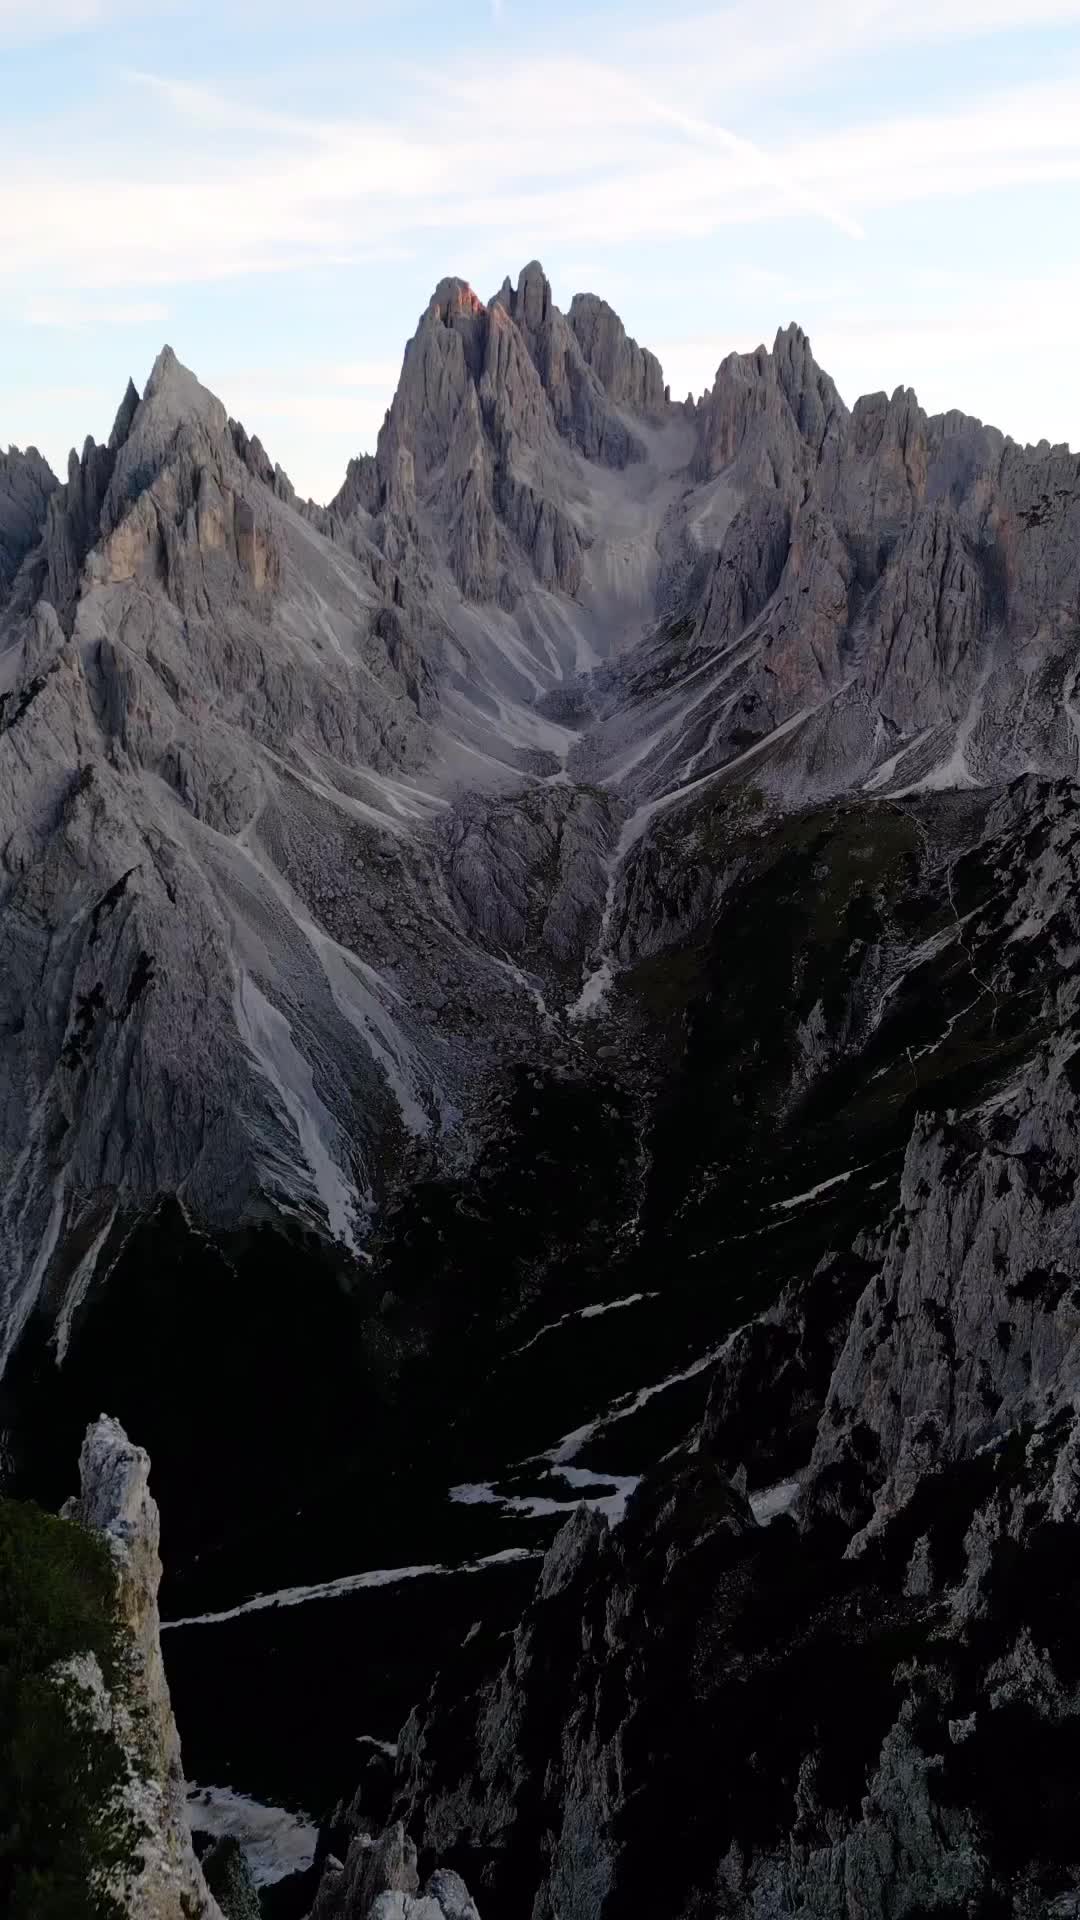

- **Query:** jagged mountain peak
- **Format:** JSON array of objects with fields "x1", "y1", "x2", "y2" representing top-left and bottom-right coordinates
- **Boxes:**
[
  {"x1": 108, "y1": 376, "x2": 141, "y2": 453},
  {"x1": 395, "y1": 258, "x2": 667, "y2": 457},
  {"x1": 568, "y1": 287, "x2": 668, "y2": 415},
  {"x1": 3, "y1": 440, "x2": 52, "y2": 467},
  {"x1": 364, "y1": 258, "x2": 682, "y2": 605},
  {"x1": 7, "y1": 347, "x2": 257, "y2": 634},
  {"x1": 123, "y1": 343, "x2": 229, "y2": 455},
  {"x1": 0, "y1": 442, "x2": 59, "y2": 604},
  {"x1": 426, "y1": 274, "x2": 488, "y2": 322},
  {"x1": 691, "y1": 314, "x2": 846, "y2": 485}
]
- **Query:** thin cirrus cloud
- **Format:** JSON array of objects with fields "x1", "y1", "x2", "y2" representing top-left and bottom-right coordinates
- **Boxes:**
[
  {"x1": 5, "y1": 60, "x2": 1080, "y2": 293},
  {"x1": 24, "y1": 298, "x2": 169, "y2": 329},
  {"x1": 0, "y1": 0, "x2": 104, "y2": 37},
  {"x1": 626, "y1": 0, "x2": 1080, "y2": 100}
]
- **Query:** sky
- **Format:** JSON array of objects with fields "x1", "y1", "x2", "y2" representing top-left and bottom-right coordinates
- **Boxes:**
[{"x1": 2, "y1": 0, "x2": 1079, "y2": 504}]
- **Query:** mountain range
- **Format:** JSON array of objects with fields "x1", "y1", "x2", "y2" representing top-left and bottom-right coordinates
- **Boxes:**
[{"x1": 4, "y1": 263, "x2": 1080, "y2": 1919}]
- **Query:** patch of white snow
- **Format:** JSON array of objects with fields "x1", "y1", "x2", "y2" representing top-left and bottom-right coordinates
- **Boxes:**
[
  {"x1": 163, "y1": 1546, "x2": 541, "y2": 1630},
  {"x1": 184, "y1": 1785, "x2": 318, "y2": 1886},
  {"x1": 749, "y1": 1479, "x2": 801, "y2": 1525}
]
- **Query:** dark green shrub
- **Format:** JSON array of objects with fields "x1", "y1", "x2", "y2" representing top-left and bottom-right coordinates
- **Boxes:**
[{"x1": 0, "y1": 1496, "x2": 144, "y2": 1918}]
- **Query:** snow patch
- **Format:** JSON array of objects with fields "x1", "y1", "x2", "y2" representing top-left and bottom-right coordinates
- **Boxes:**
[
  {"x1": 163, "y1": 1546, "x2": 540, "y2": 1629},
  {"x1": 510, "y1": 1291, "x2": 657, "y2": 1358},
  {"x1": 185, "y1": 1784, "x2": 318, "y2": 1886},
  {"x1": 538, "y1": 1333, "x2": 741, "y2": 1469},
  {"x1": 750, "y1": 1479, "x2": 801, "y2": 1525},
  {"x1": 556, "y1": 1463, "x2": 641, "y2": 1525},
  {"x1": 494, "y1": 952, "x2": 551, "y2": 1024},
  {"x1": 232, "y1": 833, "x2": 433, "y2": 1139},
  {"x1": 53, "y1": 1204, "x2": 118, "y2": 1364},
  {"x1": 0, "y1": 1182, "x2": 66, "y2": 1378},
  {"x1": 450, "y1": 1465, "x2": 641, "y2": 1528},
  {"x1": 861, "y1": 729, "x2": 934, "y2": 793},
  {"x1": 580, "y1": 1291, "x2": 651, "y2": 1320},
  {"x1": 770, "y1": 1165, "x2": 864, "y2": 1212}
]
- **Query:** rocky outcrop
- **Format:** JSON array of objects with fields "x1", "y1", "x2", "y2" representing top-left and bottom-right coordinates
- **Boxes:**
[
  {"x1": 64, "y1": 1415, "x2": 222, "y2": 1920},
  {"x1": 393, "y1": 1459, "x2": 764, "y2": 1919},
  {"x1": 691, "y1": 322, "x2": 846, "y2": 487},
  {"x1": 0, "y1": 444, "x2": 56, "y2": 604},
  {"x1": 440, "y1": 783, "x2": 615, "y2": 973},
  {"x1": 330, "y1": 452, "x2": 381, "y2": 522},
  {"x1": 38, "y1": 435, "x2": 123, "y2": 631},
  {"x1": 308, "y1": 1819, "x2": 480, "y2": 1920},
  {"x1": 691, "y1": 487, "x2": 792, "y2": 656},
  {"x1": 616, "y1": 350, "x2": 1080, "y2": 805},
  {"x1": 567, "y1": 291, "x2": 667, "y2": 418},
  {"x1": 805, "y1": 783, "x2": 1080, "y2": 1540},
  {"x1": 491, "y1": 261, "x2": 649, "y2": 470},
  {"x1": 201, "y1": 1837, "x2": 261, "y2": 1920},
  {"x1": 366, "y1": 265, "x2": 634, "y2": 602}
]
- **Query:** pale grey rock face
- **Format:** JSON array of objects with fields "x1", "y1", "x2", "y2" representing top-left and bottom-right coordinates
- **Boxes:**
[
  {"x1": 567, "y1": 291, "x2": 667, "y2": 418},
  {"x1": 65, "y1": 1416, "x2": 223, "y2": 1920},
  {"x1": 0, "y1": 349, "x2": 461, "y2": 1360},
  {"x1": 587, "y1": 337, "x2": 1080, "y2": 810},
  {"x1": 364, "y1": 263, "x2": 669, "y2": 610},
  {"x1": 492, "y1": 262, "x2": 649, "y2": 471},
  {"x1": 330, "y1": 450, "x2": 381, "y2": 522},
  {"x1": 307, "y1": 1819, "x2": 480, "y2": 1920},
  {"x1": 691, "y1": 323, "x2": 846, "y2": 487},
  {"x1": 439, "y1": 783, "x2": 614, "y2": 972},
  {"x1": 691, "y1": 487, "x2": 792, "y2": 657},
  {"x1": 0, "y1": 444, "x2": 57, "y2": 603}
]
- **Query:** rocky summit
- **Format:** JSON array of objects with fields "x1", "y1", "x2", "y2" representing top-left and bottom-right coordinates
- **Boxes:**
[{"x1": 3, "y1": 263, "x2": 1080, "y2": 1919}]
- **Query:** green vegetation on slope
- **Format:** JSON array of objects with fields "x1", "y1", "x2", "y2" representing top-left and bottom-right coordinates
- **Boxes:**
[{"x1": 0, "y1": 1495, "x2": 143, "y2": 1919}]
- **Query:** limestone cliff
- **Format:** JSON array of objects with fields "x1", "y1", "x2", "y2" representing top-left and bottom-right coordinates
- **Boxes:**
[{"x1": 64, "y1": 1416, "x2": 223, "y2": 1920}]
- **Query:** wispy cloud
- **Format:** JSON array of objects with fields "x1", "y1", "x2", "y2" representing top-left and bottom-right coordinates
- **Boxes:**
[
  {"x1": 0, "y1": 0, "x2": 105, "y2": 41},
  {"x1": 626, "y1": 0, "x2": 1080, "y2": 104},
  {"x1": 0, "y1": 0, "x2": 179, "y2": 45},
  {"x1": 631, "y1": 89, "x2": 864, "y2": 240},
  {"x1": 7, "y1": 52, "x2": 1079, "y2": 294},
  {"x1": 24, "y1": 297, "x2": 169, "y2": 329}
]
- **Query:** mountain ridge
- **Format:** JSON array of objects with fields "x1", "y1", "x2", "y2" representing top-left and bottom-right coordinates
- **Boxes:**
[
  {"x1": 6, "y1": 263, "x2": 1080, "y2": 1917},
  {"x1": 2, "y1": 261, "x2": 1080, "y2": 1363}
]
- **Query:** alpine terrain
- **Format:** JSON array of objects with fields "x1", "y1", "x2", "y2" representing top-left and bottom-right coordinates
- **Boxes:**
[{"x1": 3, "y1": 262, "x2": 1080, "y2": 1918}]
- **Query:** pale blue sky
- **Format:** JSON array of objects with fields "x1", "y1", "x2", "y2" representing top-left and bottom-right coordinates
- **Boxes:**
[{"x1": 3, "y1": 0, "x2": 1079, "y2": 502}]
